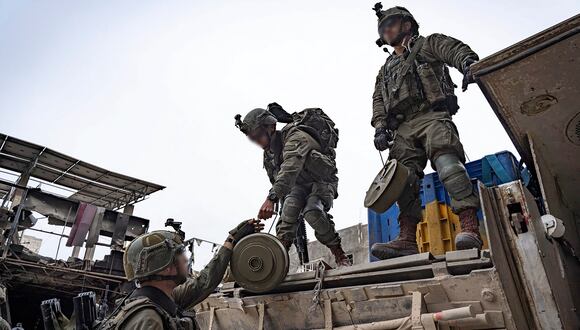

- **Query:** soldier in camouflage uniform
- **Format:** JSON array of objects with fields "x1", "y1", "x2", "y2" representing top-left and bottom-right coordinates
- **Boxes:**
[
  {"x1": 0, "y1": 285, "x2": 10, "y2": 330},
  {"x1": 369, "y1": 4, "x2": 483, "y2": 259},
  {"x1": 99, "y1": 219, "x2": 263, "y2": 330},
  {"x1": 235, "y1": 104, "x2": 350, "y2": 267}
]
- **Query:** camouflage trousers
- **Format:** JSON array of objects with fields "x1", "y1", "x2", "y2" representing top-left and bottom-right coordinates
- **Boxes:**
[
  {"x1": 388, "y1": 110, "x2": 480, "y2": 221},
  {"x1": 276, "y1": 183, "x2": 341, "y2": 247}
]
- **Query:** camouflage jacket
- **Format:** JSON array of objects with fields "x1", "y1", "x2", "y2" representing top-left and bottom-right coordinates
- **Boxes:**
[
  {"x1": 102, "y1": 247, "x2": 232, "y2": 330},
  {"x1": 264, "y1": 124, "x2": 338, "y2": 200},
  {"x1": 372, "y1": 34, "x2": 479, "y2": 128}
]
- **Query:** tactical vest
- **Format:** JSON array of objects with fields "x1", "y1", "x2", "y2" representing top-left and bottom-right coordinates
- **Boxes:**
[
  {"x1": 380, "y1": 36, "x2": 458, "y2": 129},
  {"x1": 263, "y1": 127, "x2": 337, "y2": 185},
  {"x1": 98, "y1": 288, "x2": 197, "y2": 330}
]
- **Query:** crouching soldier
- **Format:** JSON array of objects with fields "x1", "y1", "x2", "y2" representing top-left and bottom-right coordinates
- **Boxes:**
[
  {"x1": 369, "y1": 3, "x2": 482, "y2": 259},
  {"x1": 235, "y1": 103, "x2": 351, "y2": 267},
  {"x1": 98, "y1": 219, "x2": 263, "y2": 329}
]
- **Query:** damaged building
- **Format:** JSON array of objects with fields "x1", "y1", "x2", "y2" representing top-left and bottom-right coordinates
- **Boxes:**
[{"x1": 0, "y1": 133, "x2": 164, "y2": 328}]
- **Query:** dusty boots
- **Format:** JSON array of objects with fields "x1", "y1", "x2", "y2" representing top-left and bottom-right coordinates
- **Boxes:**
[
  {"x1": 455, "y1": 208, "x2": 483, "y2": 250},
  {"x1": 371, "y1": 216, "x2": 419, "y2": 259},
  {"x1": 329, "y1": 244, "x2": 351, "y2": 267}
]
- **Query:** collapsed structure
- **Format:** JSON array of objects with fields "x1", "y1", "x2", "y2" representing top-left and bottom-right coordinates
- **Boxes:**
[{"x1": 0, "y1": 133, "x2": 164, "y2": 328}]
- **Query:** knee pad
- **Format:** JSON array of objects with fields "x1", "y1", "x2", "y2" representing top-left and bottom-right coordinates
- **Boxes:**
[
  {"x1": 434, "y1": 153, "x2": 473, "y2": 200},
  {"x1": 303, "y1": 196, "x2": 324, "y2": 213},
  {"x1": 304, "y1": 209, "x2": 330, "y2": 233},
  {"x1": 281, "y1": 196, "x2": 303, "y2": 220}
]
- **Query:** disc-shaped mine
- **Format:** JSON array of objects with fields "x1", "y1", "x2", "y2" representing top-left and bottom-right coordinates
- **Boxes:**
[{"x1": 230, "y1": 233, "x2": 289, "y2": 293}]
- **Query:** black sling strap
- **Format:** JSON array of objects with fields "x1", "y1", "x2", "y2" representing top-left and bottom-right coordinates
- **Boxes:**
[
  {"x1": 380, "y1": 36, "x2": 426, "y2": 116},
  {"x1": 391, "y1": 36, "x2": 425, "y2": 95},
  {"x1": 130, "y1": 286, "x2": 181, "y2": 317}
]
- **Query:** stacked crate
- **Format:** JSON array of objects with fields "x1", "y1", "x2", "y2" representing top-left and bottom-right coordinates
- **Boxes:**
[{"x1": 368, "y1": 151, "x2": 524, "y2": 261}]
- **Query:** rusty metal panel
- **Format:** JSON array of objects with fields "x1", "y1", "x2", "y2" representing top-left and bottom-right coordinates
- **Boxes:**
[
  {"x1": 528, "y1": 136, "x2": 580, "y2": 329},
  {"x1": 471, "y1": 15, "x2": 580, "y2": 217},
  {"x1": 196, "y1": 268, "x2": 514, "y2": 329},
  {"x1": 495, "y1": 181, "x2": 564, "y2": 329},
  {"x1": 478, "y1": 182, "x2": 534, "y2": 329}
]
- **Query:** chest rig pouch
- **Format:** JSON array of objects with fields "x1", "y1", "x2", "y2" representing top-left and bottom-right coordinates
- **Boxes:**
[
  {"x1": 416, "y1": 60, "x2": 459, "y2": 115},
  {"x1": 304, "y1": 149, "x2": 337, "y2": 182},
  {"x1": 381, "y1": 38, "x2": 426, "y2": 118}
]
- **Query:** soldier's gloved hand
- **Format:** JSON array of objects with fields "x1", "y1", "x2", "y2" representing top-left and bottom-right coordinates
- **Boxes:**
[
  {"x1": 374, "y1": 127, "x2": 393, "y2": 151},
  {"x1": 229, "y1": 219, "x2": 264, "y2": 243},
  {"x1": 461, "y1": 58, "x2": 478, "y2": 92}
]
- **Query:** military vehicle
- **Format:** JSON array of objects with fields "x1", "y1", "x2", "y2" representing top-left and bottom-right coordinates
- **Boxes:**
[
  {"x1": 0, "y1": 12, "x2": 577, "y2": 330},
  {"x1": 193, "y1": 14, "x2": 580, "y2": 330}
]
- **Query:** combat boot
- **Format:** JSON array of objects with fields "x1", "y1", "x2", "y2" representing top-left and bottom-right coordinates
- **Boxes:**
[
  {"x1": 455, "y1": 208, "x2": 483, "y2": 250},
  {"x1": 329, "y1": 244, "x2": 351, "y2": 267},
  {"x1": 371, "y1": 216, "x2": 419, "y2": 259}
]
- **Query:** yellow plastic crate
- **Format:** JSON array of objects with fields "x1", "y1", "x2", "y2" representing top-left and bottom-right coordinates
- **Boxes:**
[{"x1": 416, "y1": 201, "x2": 488, "y2": 255}]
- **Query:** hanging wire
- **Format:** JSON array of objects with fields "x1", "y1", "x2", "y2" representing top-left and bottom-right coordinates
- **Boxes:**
[
  {"x1": 267, "y1": 212, "x2": 279, "y2": 234},
  {"x1": 378, "y1": 151, "x2": 386, "y2": 166},
  {"x1": 464, "y1": 150, "x2": 471, "y2": 162}
]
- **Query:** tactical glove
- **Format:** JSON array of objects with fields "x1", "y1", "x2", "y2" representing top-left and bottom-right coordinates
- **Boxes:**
[
  {"x1": 229, "y1": 219, "x2": 262, "y2": 243},
  {"x1": 461, "y1": 58, "x2": 478, "y2": 92},
  {"x1": 374, "y1": 127, "x2": 393, "y2": 151}
]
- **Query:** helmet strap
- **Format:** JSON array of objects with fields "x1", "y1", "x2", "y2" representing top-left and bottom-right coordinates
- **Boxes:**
[
  {"x1": 139, "y1": 255, "x2": 187, "y2": 285},
  {"x1": 139, "y1": 274, "x2": 186, "y2": 285}
]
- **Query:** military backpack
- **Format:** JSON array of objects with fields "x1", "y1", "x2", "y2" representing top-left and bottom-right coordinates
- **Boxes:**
[{"x1": 292, "y1": 108, "x2": 339, "y2": 155}]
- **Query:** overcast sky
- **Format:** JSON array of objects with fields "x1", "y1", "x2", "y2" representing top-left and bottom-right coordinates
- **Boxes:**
[{"x1": 1, "y1": 0, "x2": 578, "y2": 269}]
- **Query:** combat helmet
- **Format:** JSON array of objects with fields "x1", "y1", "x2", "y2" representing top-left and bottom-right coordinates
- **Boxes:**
[
  {"x1": 234, "y1": 108, "x2": 277, "y2": 135},
  {"x1": 372, "y1": 2, "x2": 417, "y2": 47},
  {"x1": 123, "y1": 230, "x2": 185, "y2": 282}
]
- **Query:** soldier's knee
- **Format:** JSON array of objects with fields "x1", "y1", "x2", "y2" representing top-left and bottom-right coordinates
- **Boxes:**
[
  {"x1": 434, "y1": 153, "x2": 473, "y2": 200},
  {"x1": 281, "y1": 197, "x2": 303, "y2": 220},
  {"x1": 304, "y1": 210, "x2": 331, "y2": 233}
]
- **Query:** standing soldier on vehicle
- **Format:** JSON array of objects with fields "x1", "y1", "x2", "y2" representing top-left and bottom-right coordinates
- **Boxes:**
[
  {"x1": 98, "y1": 219, "x2": 263, "y2": 330},
  {"x1": 235, "y1": 103, "x2": 351, "y2": 267},
  {"x1": 369, "y1": 3, "x2": 482, "y2": 259}
]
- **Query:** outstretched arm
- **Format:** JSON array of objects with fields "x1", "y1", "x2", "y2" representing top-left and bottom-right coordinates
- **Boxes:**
[
  {"x1": 423, "y1": 33, "x2": 479, "y2": 74},
  {"x1": 173, "y1": 219, "x2": 263, "y2": 309},
  {"x1": 172, "y1": 246, "x2": 232, "y2": 308}
]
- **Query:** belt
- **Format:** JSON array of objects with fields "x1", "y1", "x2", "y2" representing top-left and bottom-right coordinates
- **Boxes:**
[{"x1": 393, "y1": 101, "x2": 430, "y2": 124}]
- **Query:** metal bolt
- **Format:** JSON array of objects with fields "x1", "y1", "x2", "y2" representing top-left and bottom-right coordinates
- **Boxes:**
[{"x1": 248, "y1": 256, "x2": 264, "y2": 272}]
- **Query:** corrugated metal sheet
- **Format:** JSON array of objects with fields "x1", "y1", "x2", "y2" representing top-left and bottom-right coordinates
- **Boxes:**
[{"x1": 0, "y1": 133, "x2": 165, "y2": 209}]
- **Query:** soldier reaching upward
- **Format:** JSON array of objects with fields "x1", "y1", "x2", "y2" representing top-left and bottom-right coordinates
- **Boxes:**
[
  {"x1": 235, "y1": 103, "x2": 351, "y2": 267},
  {"x1": 98, "y1": 219, "x2": 263, "y2": 330},
  {"x1": 370, "y1": 3, "x2": 482, "y2": 259}
]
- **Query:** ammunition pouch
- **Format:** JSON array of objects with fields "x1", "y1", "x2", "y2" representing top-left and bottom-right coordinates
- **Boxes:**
[
  {"x1": 379, "y1": 37, "x2": 461, "y2": 128},
  {"x1": 388, "y1": 73, "x2": 424, "y2": 115},
  {"x1": 305, "y1": 150, "x2": 337, "y2": 182},
  {"x1": 416, "y1": 62, "x2": 460, "y2": 116},
  {"x1": 416, "y1": 63, "x2": 446, "y2": 106},
  {"x1": 444, "y1": 94, "x2": 459, "y2": 115}
]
